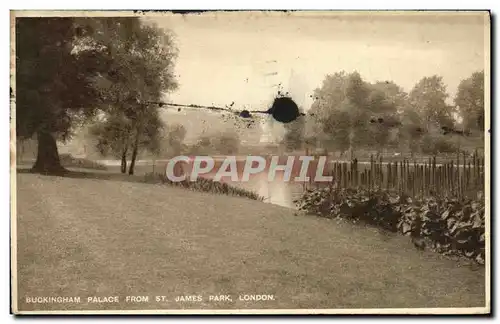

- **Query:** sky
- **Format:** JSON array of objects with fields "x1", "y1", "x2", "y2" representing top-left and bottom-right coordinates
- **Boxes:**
[{"x1": 143, "y1": 11, "x2": 488, "y2": 143}]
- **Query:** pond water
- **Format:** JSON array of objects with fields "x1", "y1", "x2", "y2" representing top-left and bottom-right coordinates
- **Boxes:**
[
  {"x1": 99, "y1": 156, "x2": 331, "y2": 209},
  {"x1": 175, "y1": 156, "x2": 331, "y2": 209},
  {"x1": 227, "y1": 173, "x2": 309, "y2": 208}
]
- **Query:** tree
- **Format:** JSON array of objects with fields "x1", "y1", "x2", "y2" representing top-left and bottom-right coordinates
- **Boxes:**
[
  {"x1": 371, "y1": 81, "x2": 409, "y2": 113},
  {"x1": 198, "y1": 136, "x2": 212, "y2": 149},
  {"x1": 342, "y1": 72, "x2": 377, "y2": 155},
  {"x1": 309, "y1": 71, "x2": 352, "y2": 155},
  {"x1": 90, "y1": 108, "x2": 166, "y2": 174},
  {"x1": 399, "y1": 108, "x2": 426, "y2": 156},
  {"x1": 321, "y1": 109, "x2": 350, "y2": 154},
  {"x1": 189, "y1": 130, "x2": 239, "y2": 156},
  {"x1": 311, "y1": 71, "x2": 400, "y2": 157},
  {"x1": 90, "y1": 20, "x2": 178, "y2": 175},
  {"x1": 16, "y1": 17, "x2": 178, "y2": 175},
  {"x1": 90, "y1": 112, "x2": 132, "y2": 173},
  {"x1": 408, "y1": 75, "x2": 455, "y2": 130},
  {"x1": 283, "y1": 112, "x2": 305, "y2": 152},
  {"x1": 455, "y1": 70, "x2": 485, "y2": 132},
  {"x1": 162, "y1": 124, "x2": 187, "y2": 157},
  {"x1": 369, "y1": 81, "x2": 408, "y2": 152},
  {"x1": 189, "y1": 135, "x2": 212, "y2": 155},
  {"x1": 15, "y1": 17, "x2": 110, "y2": 173},
  {"x1": 309, "y1": 71, "x2": 349, "y2": 121},
  {"x1": 214, "y1": 131, "x2": 240, "y2": 155}
]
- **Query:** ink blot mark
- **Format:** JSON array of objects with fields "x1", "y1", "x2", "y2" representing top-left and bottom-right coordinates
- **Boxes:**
[
  {"x1": 239, "y1": 110, "x2": 251, "y2": 118},
  {"x1": 268, "y1": 97, "x2": 300, "y2": 123}
]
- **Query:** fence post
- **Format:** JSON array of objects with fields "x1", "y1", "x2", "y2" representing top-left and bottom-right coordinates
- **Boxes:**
[{"x1": 386, "y1": 162, "x2": 391, "y2": 191}]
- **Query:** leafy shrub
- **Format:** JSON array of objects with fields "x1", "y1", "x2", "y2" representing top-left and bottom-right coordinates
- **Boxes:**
[
  {"x1": 59, "y1": 154, "x2": 107, "y2": 170},
  {"x1": 421, "y1": 135, "x2": 458, "y2": 155},
  {"x1": 296, "y1": 188, "x2": 485, "y2": 264},
  {"x1": 398, "y1": 196, "x2": 485, "y2": 263},
  {"x1": 434, "y1": 137, "x2": 459, "y2": 154},
  {"x1": 143, "y1": 172, "x2": 264, "y2": 201}
]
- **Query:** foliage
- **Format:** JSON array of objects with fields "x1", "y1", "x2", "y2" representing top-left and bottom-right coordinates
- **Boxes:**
[
  {"x1": 90, "y1": 108, "x2": 165, "y2": 172},
  {"x1": 296, "y1": 188, "x2": 485, "y2": 264},
  {"x1": 283, "y1": 114, "x2": 306, "y2": 151},
  {"x1": 139, "y1": 110, "x2": 165, "y2": 156},
  {"x1": 16, "y1": 18, "x2": 107, "y2": 141},
  {"x1": 371, "y1": 81, "x2": 409, "y2": 112},
  {"x1": 15, "y1": 17, "x2": 115, "y2": 173},
  {"x1": 455, "y1": 70, "x2": 485, "y2": 132},
  {"x1": 408, "y1": 75, "x2": 455, "y2": 129},
  {"x1": 16, "y1": 17, "x2": 178, "y2": 174},
  {"x1": 420, "y1": 134, "x2": 459, "y2": 155},
  {"x1": 189, "y1": 131, "x2": 240, "y2": 155},
  {"x1": 309, "y1": 70, "x2": 483, "y2": 157},
  {"x1": 161, "y1": 123, "x2": 187, "y2": 157},
  {"x1": 398, "y1": 195, "x2": 485, "y2": 263},
  {"x1": 398, "y1": 107, "x2": 426, "y2": 155},
  {"x1": 87, "y1": 18, "x2": 178, "y2": 174},
  {"x1": 214, "y1": 130, "x2": 240, "y2": 155},
  {"x1": 90, "y1": 113, "x2": 132, "y2": 158},
  {"x1": 143, "y1": 172, "x2": 264, "y2": 201},
  {"x1": 86, "y1": 18, "x2": 178, "y2": 108},
  {"x1": 321, "y1": 109, "x2": 350, "y2": 153},
  {"x1": 188, "y1": 135, "x2": 213, "y2": 155},
  {"x1": 310, "y1": 71, "x2": 399, "y2": 155}
]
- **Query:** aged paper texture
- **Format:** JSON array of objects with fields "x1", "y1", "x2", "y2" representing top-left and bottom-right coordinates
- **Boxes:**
[{"x1": 10, "y1": 10, "x2": 491, "y2": 315}]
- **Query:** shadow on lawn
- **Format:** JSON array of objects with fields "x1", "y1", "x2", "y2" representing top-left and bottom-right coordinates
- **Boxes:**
[
  {"x1": 17, "y1": 166, "x2": 154, "y2": 183},
  {"x1": 16, "y1": 167, "x2": 264, "y2": 201}
]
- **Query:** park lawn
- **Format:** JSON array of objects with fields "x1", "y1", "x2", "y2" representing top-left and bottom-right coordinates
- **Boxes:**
[{"x1": 14, "y1": 172, "x2": 486, "y2": 313}]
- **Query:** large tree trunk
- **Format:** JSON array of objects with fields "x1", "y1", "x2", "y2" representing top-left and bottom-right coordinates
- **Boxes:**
[
  {"x1": 32, "y1": 131, "x2": 66, "y2": 174},
  {"x1": 120, "y1": 147, "x2": 128, "y2": 174},
  {"x1": 128, "y1": 131, "x2": 140, "y2": 175}
]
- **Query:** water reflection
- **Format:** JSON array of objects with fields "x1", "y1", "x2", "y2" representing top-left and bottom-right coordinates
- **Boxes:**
[
  {"x1": 100, "y1": 156, "x2": 329, "y2": 209},
  {"x1": 181, "y1": 156, "x2": 327, "y2": 209},
  {"x1": 241, "y1": 173, "x2": 297, "y2": 208}
]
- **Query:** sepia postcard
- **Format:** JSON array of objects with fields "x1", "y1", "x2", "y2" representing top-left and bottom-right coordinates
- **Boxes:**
[{"x1": 10, "y1": 10, "x2": 491, "y2": 315}]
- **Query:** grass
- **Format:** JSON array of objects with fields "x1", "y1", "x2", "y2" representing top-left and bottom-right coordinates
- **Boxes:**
[
  {"x1": 14, "y1": 172, "x2": 486, "y2": 313},
  {"x1": 296, "y1": 187, "x2": 485, "y2": 264}
]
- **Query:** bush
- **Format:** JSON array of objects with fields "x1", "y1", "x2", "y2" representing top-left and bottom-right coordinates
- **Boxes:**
[
  {"x1": 143, "y1": 172, "x2": 264, "y2": 201},
  {"x1": 434, "y1": 137, "x2": 459, "y2": 154},
  {"x1": 59, "y1": 154, "x2": 107, "y2": 170},
  {"x1": 421, "y1": 135, "x2": 458, "y2": 155},
  {"x1": 295, "y1": 188, "x2": 485, "y2": 264}
]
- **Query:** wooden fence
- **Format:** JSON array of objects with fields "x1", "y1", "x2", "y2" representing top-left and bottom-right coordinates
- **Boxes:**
[{"x1": 317, "y1": 151, "x2": 485, "y2": 199}]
